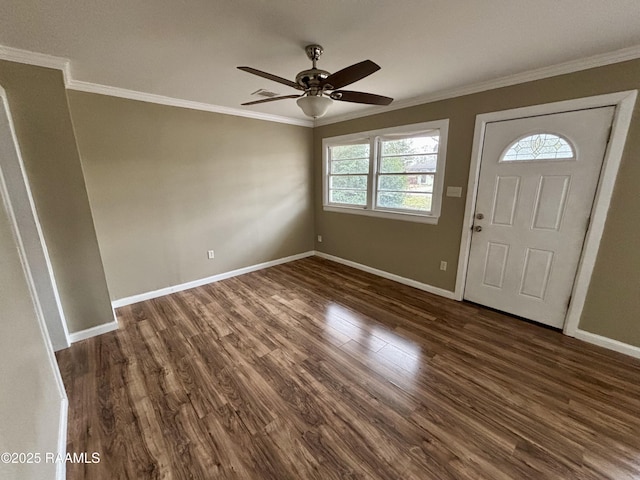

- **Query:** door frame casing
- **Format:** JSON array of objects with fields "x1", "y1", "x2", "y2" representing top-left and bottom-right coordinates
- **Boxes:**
[{"x1": 454, "y1": 90, "x2": 637, "y2": 336}]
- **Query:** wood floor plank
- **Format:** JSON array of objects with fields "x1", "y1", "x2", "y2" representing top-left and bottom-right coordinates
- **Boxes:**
[{"x1": 57, "y1": 257, "x2": 640, "y2": 479}]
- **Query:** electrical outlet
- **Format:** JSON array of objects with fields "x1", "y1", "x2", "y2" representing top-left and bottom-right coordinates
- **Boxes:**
[
  {"x1": 207, "y1": 250, "x2": 215, "y2": 259},
  {"x1": 317, "y1": 235, "x2": 323, "y2": 243},
  {"x1": 440, "y1": 261, "x2": 447, "y2": 271}
]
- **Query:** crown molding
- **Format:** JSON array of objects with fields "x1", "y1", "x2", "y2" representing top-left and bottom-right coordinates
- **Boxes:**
[
  {"x1": 0, "y1": 45, "x2": 71, "y2": 83},
  {"x1": 315, "y1": 44, "x2": 640, "y2": 127},
  {"x1": 0, "y1": 44, "x2": 313, "y2": 128},
  {"x1": 3, "y1": 43, "x2": 640, "y2": 130},
  {"x1": 66, "y1": 80, "x2": 313, "y2": 127}
]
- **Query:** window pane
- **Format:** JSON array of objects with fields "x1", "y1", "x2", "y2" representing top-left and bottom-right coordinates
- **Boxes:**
[
  {"x1": 378, "y1": 174, "x2": 433, "y2": 193},
  {"x1": 379, "y1": 154, "x2": 437, "y2": 173},
  {"x1": 502, "y1": 133, "x2": 574, "y2": 161},
  {"x1": 331, "y1": 158, "x2": 369, "y2": 174},
  {"x1": 330, "y1": 143, "x2": 370, "y2": 160},
  {"x1": 377, "y1": 192, "x2": 432, "y2": 212},
  {"x1": 381, "y1": 136, "x2": 439, "y2": 155},
  {"x1": 330, "y1": 175, "x2": 368, "y2": 190},
  {"x1": 330, "y1": 189, "x2": 367, "y2": 206}
]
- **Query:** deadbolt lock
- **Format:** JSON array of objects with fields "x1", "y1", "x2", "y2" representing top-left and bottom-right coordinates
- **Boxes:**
[{"x1": 476, "y1": 213, "x2": 484, "y2": 220}]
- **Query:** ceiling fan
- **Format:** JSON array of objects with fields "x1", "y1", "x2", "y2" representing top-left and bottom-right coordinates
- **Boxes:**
[{"x1": 237, "y1": 44, "x2": 393, "y2": 118}]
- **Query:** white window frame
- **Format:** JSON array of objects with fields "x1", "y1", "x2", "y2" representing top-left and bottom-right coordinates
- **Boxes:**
[{"x1": 322, "y1": 119, "x2": 449, "y2": 224}]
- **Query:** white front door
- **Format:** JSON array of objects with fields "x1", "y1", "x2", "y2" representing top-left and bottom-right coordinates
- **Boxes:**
[{"x1": 464, "y1": 107, "x2": 614, "y2": 328}]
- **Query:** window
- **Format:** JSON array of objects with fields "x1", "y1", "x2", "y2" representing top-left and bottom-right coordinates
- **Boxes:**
[
  {"x1": 501, "y1": 133, "x2": 574, "y2": 162},
  {"x1": 323, "y1": 120, "x2": 449, "y2": 224},
  {"x1": 327, "y1": 141, "x2": 370, "y2": 207}
]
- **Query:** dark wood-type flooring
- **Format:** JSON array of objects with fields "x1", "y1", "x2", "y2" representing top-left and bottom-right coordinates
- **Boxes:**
[{"x1": 57, "y1": 257, "x2": 640, "y2": 479}]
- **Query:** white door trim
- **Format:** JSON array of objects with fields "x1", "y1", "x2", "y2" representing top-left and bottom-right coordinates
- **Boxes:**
[{"x1": 454, "y1": 90, "x2": 637, "y2": 336}]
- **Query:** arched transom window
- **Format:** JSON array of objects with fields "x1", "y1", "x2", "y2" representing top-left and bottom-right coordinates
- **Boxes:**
[{"x1": 501, "y1": 133, "x2": 575, "y2": 162}]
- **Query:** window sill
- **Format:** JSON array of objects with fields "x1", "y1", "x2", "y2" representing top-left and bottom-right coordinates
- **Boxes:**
[{"x1": 323, "y1": 205, "x2": 439, "y2": 225}]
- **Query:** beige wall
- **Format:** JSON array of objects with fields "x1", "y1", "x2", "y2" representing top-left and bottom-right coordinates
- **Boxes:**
[
  {"x1": 67, "y1": 92, "x2": 314, "y2": 300},
  {"x1": 314, "y1": 59, "x2": 640, "y2": 348},
  {"x1": 0, "y1": 172, "x2": 64, "y2": 480},
  {"x1": 2, "y1": 56, "x2": 636, "y2": 350},
  {"x1": 0, "y1": 61, "x2": 114, "y2": 333}
]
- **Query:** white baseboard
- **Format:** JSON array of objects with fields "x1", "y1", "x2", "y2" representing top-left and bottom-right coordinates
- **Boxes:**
[
  {"x1": 65, "y1": 250, "x2": 640, "y2": 362},
  {"x1": 316, "y1": 252, "x2": 640, "y2": 360},
  {"x1": 111, "y1": 251, "x2": 316, "y2": 308},
  {"x1": 68, "y1": 320, "x2": 119, "y2": 343},
  {"x1": 314, "y1": 251, "x2": 457, "y2": 300},
  {"x1": 56, "y1": 397, "x2": 68, "y2": 480},
  {"x1": 573, "y1": 329, "x2": 640, "y2": 360}
]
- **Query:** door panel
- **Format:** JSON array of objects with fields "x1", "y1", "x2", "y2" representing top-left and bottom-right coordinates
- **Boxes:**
[
  {"x1": 492, "y1": 176, "x2": 520, "y2": 226},
  {"x1": 519, "y1": 248, "x2": 554, "y2": 299},
  {"x1": 482, "y1": 242, "x2": 509, "y2": 288},
  {"x1": 532, "y1": 176, "x2": 569, "y2": 230},
  {"x1": 464, "y1": 107, "x2": 614, "y2": 328}
]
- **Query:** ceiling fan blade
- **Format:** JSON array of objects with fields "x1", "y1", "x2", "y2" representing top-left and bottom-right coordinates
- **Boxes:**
[
  {"x1": 330, "y1": 90, "x2": 393, "y2": 106},
  {"x1": 241, "y1": 94, "x2": 302, "y2": 106},
  {"x1": 237, "y1": 66, "x2": 302, "y2": 90},
  {"x1": 321, "y1": 60, "x2": 380, "y2": 89}
]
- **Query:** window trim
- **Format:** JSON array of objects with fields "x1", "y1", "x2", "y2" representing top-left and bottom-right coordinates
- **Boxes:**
[{"x1": 322, "y1": 120, "x2": 449, "y2": 224}]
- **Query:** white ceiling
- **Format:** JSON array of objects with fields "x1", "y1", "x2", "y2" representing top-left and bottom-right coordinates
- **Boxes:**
[{"x1": 2, "y1": 0, "x2": 640, "y2": 123}]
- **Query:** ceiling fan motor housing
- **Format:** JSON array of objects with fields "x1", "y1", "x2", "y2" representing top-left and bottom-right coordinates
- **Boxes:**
[{"x1": 296, "y1": 69, "x2": 331, "y2": 94}]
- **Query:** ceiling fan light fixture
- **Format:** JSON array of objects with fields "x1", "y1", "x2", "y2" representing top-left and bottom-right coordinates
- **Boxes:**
[{"x1": 297, "y1": 95, "x2": 333, "y2": 118}]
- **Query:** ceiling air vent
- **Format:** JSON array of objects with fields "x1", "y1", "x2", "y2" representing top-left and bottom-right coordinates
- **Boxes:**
[{"x1": 251, "y1": 88, "x2": 281, "y2": 98}]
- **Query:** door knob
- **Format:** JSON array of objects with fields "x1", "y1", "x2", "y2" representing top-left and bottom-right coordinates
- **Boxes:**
[
  {"x1": 474, "y1": 225, "x2": 483, "y2": 232},
  {"x1": 476, "y1": 213, "x2": 484, "y2": 220}
]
